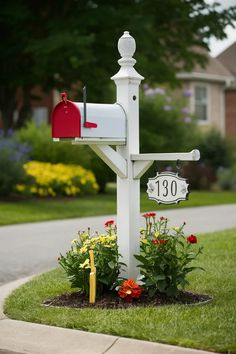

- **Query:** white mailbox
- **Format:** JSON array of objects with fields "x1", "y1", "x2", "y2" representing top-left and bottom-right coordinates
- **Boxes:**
[{"x1": 51, "y1": 92, "x2": 126, "y2": 145}]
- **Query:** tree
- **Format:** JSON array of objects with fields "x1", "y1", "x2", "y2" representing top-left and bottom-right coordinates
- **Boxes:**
[{"x1": 0, "y1": 0, "x2": 236, "y2": 130}]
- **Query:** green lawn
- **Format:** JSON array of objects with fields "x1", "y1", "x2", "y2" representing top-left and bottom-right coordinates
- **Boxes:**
[
  {"x1": 0, "y1": 191, "x2": 236, "y2": 226},
  {"x1": 4, "y1": 228, "x2": 236, "y2": 353}
]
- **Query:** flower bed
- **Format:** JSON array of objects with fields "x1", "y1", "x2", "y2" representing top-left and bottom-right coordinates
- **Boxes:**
[
  {"x1": 50, "y1": 214, "x2": 208, "y2": 308},
  {"x1": 16, "y1": 161, "x2": 99, "y2": 197}
]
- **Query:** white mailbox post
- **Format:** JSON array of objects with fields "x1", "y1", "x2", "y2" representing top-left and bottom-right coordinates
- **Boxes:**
[{"x1": 52, "y1": 31, "x2": 200, "y2": 278}]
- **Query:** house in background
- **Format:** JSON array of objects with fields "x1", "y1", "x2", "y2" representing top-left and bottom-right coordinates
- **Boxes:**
[
  {"x1": 177, "y1": 43, "x2": 236, "y2": 139},
  {"x1": 217, "y1": 42, "x2": 236, "y2": 139}
]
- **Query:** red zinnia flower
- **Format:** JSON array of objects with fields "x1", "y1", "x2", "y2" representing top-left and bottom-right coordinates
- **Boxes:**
[
  {"x1": 142, "y1": 212, "x2": 156, "y2": 218},
  {"x1": 152, "y1": 239, "x2": 159, "y2": 245},
  {"x1": 118, "y1": 279, "x2": 144, "y2": 302},
  {"x1": 104, "y1": 220, "x2": 114, "y2": 227},
  {"x1": 187, "y1": 234, "x2": 197, "y2": 244},
  {"x1": 152, "y1": 239, "x2": 167, "y2": 246}
]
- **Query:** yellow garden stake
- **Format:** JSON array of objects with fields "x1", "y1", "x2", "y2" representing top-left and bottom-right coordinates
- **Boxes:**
[{"x1": 89, "y1": 250, "x2": 96, "y2": 304}]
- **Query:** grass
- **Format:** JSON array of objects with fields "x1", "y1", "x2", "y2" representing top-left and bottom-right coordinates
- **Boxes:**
[
  {"x1": 0, "y1": 190, "x2": 236, "y2": 225},
  {"x1": 4, "y1": 228, "x2": 236, "y2": 353}
]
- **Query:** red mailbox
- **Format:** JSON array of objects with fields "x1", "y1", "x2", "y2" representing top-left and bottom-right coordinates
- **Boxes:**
[{"x1": 51, "y1": 93, "x2": 81, "y2": 139}]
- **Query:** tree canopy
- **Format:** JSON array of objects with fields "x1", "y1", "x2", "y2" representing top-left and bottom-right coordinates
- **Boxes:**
[{"x1": 0, "y1": 0, "x2": 236, "y2": 129}]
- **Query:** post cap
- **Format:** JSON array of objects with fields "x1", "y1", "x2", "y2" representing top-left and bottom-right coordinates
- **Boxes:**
[{"x1": 118, "y1": 31, "x2": 136, "y2": 58}]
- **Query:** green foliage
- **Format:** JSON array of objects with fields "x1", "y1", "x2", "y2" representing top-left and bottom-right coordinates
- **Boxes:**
[
  {"x1": 183, "y1": 129, "x2": 234, "y2": 190},
  {"x1": 59, "y1": 222, "x2": 125, "y2": 296},
  {"x1": 1, "y1": 1, "x2": 236, "y2": 129},
  {"x1": 196, "y1": 129, "x2": 233, "y2": 169},
  {"x1": 217, "y1": 164, "x2": 236, "y2": 190},
  {"x1": 135, "y1": 214, "x2": 203, "y2": 297},
  {"x1": 16, "y1": 121, "x2": 92, "y2": 167},
  {"x1": 0, "y1": 138, "x2": 31, "y2": 197},
  {"x1": 16, "y1": 121, "x2": 114, "y2": 193},
  {"x1": 140, "y1": 88, "x2": 199, "y2": 154}
]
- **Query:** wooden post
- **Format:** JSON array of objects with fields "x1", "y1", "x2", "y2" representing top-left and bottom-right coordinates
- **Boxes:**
[{"x1": 111, "y1": 31, "x2": 144, "y2": 278}]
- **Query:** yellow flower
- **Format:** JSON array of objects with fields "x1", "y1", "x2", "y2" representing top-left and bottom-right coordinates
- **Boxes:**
[
  {"x1": 80, "y1": 246, "x2": 88, "y2": 254},
  {"x1": 140, "y1": 238, "x2": 148, "y2": 244},
  {"x1": 79, "y1": 259, "x2": 90, "y2": 269},
  {"x1": 80, "y1": 233, "x2": 89, "y2": 242},
  {"x1": 23, "y1": 161, "x2": 98, "y2": 197},
  {"x1": 154, "y1": 232, "x2": 160, "y2": 238},
  {"x1": 15, "y1": 184, "x2": 26, "y2": 192},
  {"x1": 171, "y1": 226, "x2": 180, "y2": 231}
]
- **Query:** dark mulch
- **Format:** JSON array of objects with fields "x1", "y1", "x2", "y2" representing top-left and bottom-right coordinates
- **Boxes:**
[{"x1": 43, "y1": 291, "x2": 212, "y2": 309}]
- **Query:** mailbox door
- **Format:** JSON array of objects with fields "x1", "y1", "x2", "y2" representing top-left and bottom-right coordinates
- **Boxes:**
[{"x1": 52, "y1": 100, "x2": 81, "y2": 138}]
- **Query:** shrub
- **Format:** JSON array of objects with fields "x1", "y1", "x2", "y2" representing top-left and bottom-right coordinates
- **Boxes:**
[
  {"x1": 15, "y1": 161, "x2": 99, "y2": 197},
  {"x1": 0, "y1": 138, "x2": 31, "y2": 197},
  {"x1": 217, "y1": 164, "x2": 236, "y2": 190},
  {"x1": 16, "y1": 121, "x2": 93, "y2": 168},
  {"x1": 196, "y1": 129, "x2": 232, "y2": 169},
  {"x1": 140, "y1": 86, "x2": 200, "y2": 154},
  {"x1": 16, "y1": 121, "x2": 113, "y2": 193},
  {"x1": 134, "y1": 213, "x2": 203, "y2": 297},
  {"x1": 184, "y1": 129, "x2": 234, "y2": 190},
  {"x1": 58, "y1": 220, "x2": 125, "y2": 296}
]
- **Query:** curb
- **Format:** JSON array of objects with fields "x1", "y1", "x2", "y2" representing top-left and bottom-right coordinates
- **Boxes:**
[{"x1": 0, "y1": 275, "x2": 218, "y2": 354}]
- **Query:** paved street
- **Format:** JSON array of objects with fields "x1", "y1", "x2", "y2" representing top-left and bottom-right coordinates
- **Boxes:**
[{"x1": 0, "y1": 204, "x2": 236, "y2": 285}]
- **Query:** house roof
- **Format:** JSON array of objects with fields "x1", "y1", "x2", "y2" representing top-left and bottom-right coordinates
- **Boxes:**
[
  {"x1": 194, "y1": 53, "x2": 233, "y2": 77},
  {"x1": 217, "y1": 41, "x2": 236, "y2": 77},
  {"x1": 177, "y1": 47, "x2": 234, "y2": 83}
]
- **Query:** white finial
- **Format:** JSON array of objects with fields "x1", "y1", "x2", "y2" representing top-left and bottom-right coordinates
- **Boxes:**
[
  {"x1": 118, "y1": 31, "x2": 136, "y2": 58},
  {"x1": 111, "y1": 31, "x2": 144, "y2": 81}
]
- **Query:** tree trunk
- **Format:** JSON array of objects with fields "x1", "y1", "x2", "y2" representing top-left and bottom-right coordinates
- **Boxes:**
[
  {"x1": 0, "y1": 87, "x2": 16, "y2": 133},
  {"x1": 16, "y1": 88, "x2": 32, "y2": 129}
]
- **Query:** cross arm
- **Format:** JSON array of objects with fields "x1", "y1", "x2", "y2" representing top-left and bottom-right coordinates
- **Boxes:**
[
  {"x1": 132, "y1": 149, "x2": 200, "y2": 179},
  {"x1": 89, "y1": 144, "x2": 127, "y2": 178}
]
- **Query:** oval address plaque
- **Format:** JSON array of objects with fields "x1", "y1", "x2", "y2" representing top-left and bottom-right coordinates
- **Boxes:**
[{"x1": 147, "y1": 172, "x2": 189, "y2": 204}]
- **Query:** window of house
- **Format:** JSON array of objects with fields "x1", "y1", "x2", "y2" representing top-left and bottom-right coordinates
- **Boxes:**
[{"x1": 194, "y1": 86, "x2": 208, "y2": 121}]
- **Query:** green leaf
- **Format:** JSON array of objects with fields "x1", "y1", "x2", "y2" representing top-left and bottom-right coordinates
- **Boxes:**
[
  {"x1": 134, "y1": 254, "x2": 149, "y2": 265},
  {"x1": 108, "y1": 261, "x2": 115, "y2": 269}
]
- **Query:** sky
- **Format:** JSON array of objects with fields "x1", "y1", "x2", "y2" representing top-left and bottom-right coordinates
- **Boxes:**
[{"x1": 207, "y1": 0, "x2": 236, "y2": 57}]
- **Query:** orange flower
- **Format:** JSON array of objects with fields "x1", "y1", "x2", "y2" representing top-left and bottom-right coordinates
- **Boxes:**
[{"x1": 118, "y1": 279, "x2": 144, "y2": 302}]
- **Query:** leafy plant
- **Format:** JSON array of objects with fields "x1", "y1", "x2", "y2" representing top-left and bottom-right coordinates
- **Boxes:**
[
  {"x1": 0, "y1": 137, "x2": 31, "y2": 197},
  {"x1": 217, "y1": 164, "x2": 236, "y2": 190},
  {"x1": 16, "y1": 121, "x2": 113, "y2": 193},
  {"x1": 16, "y1": 121, "x2": 92, "y2": 168},
  {"x1": 196, "y1": 129, "x2": 233, "y2": 169},
  {"x1": 58, "y1": 221, "x2": 125, "y2": 296},
  {"x1": 134, "y1": 213, "x2": 203, "y2": 297},
  {"x1": 140, "y1": 87, "x2": 199, "y2": 154}
]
